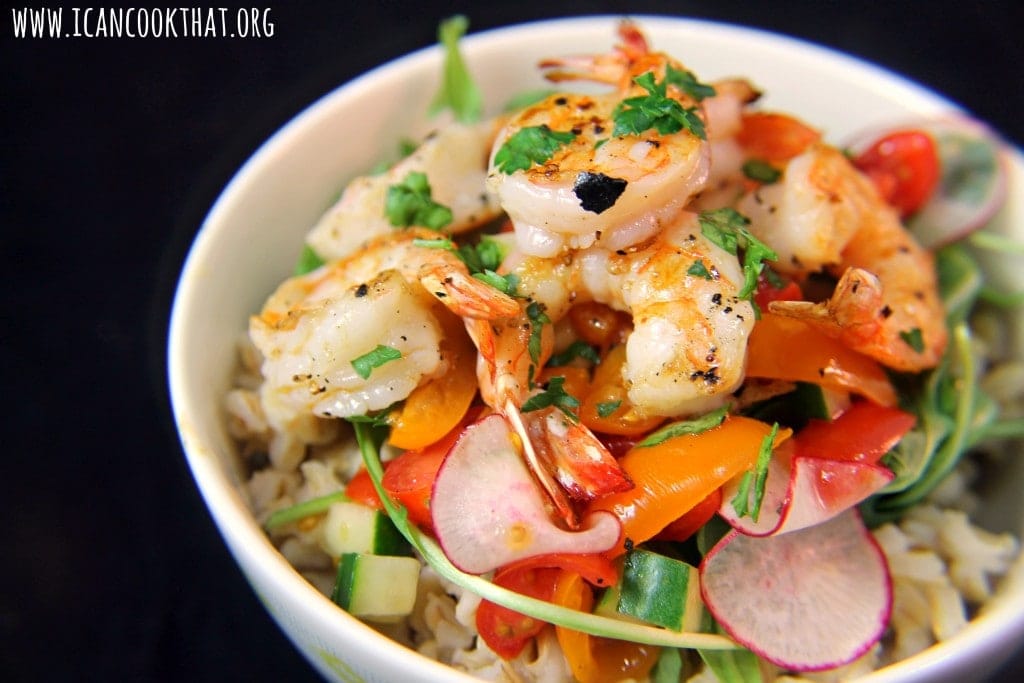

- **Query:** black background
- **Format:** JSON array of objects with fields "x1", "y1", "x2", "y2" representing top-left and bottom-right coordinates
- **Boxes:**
[{"x1": 2, "y1": 1, "x2": 1022, "y2": 680}]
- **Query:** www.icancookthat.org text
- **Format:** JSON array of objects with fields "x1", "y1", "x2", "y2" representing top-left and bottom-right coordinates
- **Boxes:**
[{"x1": 11, "y1": 6, "x2": 275, "y2": 39}]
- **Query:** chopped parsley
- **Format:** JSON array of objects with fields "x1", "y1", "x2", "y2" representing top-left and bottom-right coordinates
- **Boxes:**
[
  {"x1": 687, "y1": 259, "x2": 713, "y2": 280},
  {"x1": 596, "y1": 400, "x2": 622, "y2": 418},
  {"x1": 414, "y1": 235, "x2": 518, "y2": 296},
  {"x1": 612, "y1": 69, "x2": 707, "y2": 139},
  {"x1": 526, "y1": 301, "x2": 551, "y2": 366},
  {"x1": 429, "y1": 15, "x2": 482, "y2": 123},
  {"x1": 351, "y1": 345, "x2": 402, "y2": 380},
  {"x1": 698, "y1": 208, "x2": 778, "y2": 299},
  {"x1": 520, "y1": 375, "x2": 581, "y2": 420},
  {"x1": 547, "y1": 340, "x2": 601, "y2": 367},
  {"x1": 294, "y1": 244, "x2": 326, "y2": 275},
  {"x1": 730, "y1": 423, "x2": 779, "y2": 521},
  {"x1": 385, "y1": 171, "x2": 453, "y2": 230},
  {"x1": 900, "y1": 327, "x2": 926, "y2": 353},
  {"x1": 638, "y1": 405, "x2": 728, "y2": 447},
  {"x1": 493, "y1": 124, "x2": 577, "y2": 174},
  {"x1": 742, "y1": 159, "x2": 781, "y2": 184},
  {"x1": 474, "y1": 270, "x2": 519, "y2": 296},
  {"x1": 663, "y1": 63, "x2": 716, "y2": 101}
]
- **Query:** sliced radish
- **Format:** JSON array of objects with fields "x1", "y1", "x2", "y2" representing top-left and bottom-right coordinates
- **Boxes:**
[
  {"x1": 430, "y1": 413, "x2": 621, "y2": 574},
  {"x1": 720, "y1": 446, "x2": 894, "y2": 537},
  {"x1": 700, "y1": 509, "x2": 892, "y2": 672},
  {"x1": 846, "y1": 116, "x2": 1008, "y2": 247}
]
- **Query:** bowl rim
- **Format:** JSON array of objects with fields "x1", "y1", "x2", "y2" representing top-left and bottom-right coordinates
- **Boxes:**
[{"x1": 168, "y1": 13, "x2": 1024, "y2": 683}]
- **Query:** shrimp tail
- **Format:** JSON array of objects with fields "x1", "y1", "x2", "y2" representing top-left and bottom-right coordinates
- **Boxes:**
[
  {"x1": 538, "y1": 20, "x2": 650, "y2": 87},
  {"x1": 504, "y1": 398, "x2": 579, "y2": 527},
  {"x1": 522, "y1": 406, "x2": 634, "y2": 503},
  {"x1": 419, "y1": 268, "x2": 521, "y2": 320}
]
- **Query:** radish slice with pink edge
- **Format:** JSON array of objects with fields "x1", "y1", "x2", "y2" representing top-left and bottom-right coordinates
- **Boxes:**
[
  {"x1": 700, "y1": 509, "x2": 892, "y2": 672},
  {"x1": 720, "y1": 442, "x2": 894, "y2": 536},
  {"x1": 430, "y1": 413, "x2": 621, "y2": 574},
  {"x1": 845, "y1": 116, "x2": 1009, "y2": 248}
]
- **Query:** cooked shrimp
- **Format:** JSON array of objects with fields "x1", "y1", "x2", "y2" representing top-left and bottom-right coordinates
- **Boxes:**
[
  {"x1": 739, "y1": 144, "x2": 947, "y2": 371},
  {"x1": 486, "y1": 21, "x2": 711, "y2": 257},
  {"x1": 306, "y1": 121, "x2": 503, "y2": 261},
  {"x1": 503, "y1": 209, "x2": 756, "y2": 419},
  {"x1": 250, "y1": 230, "x2": 519, "y2": 431}
]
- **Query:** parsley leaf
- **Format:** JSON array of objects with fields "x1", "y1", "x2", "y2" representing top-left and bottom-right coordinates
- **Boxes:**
[
  {"x1": 663, "y1": 63, "x2": 716, "y2": 101},
  {"x1": 612, "y1": 70, "x2": 707, "y2": 140},
  {"x1": 741, "y1": 159, "x2": 781, "y2": 184},
  {"x1": 698, "y1": 208, "x2": 778, "y2": 299},
  {"x1": 525, "y1": 301, "x2": 551, "y2": 366},
  {"x1": 547, "y1": 340, "x2": 601, "y2": 367},
  {"x1": 494, "y1": 125, "x2": 577, "y2": 174},
  {"x1": 638, "y1": 406, "x2": 729, "y2": 447},
  {"x1": 456, "y1": 236, "x2": 507, "y2": 274},
  {"x1": 351, "y1": 345, "x2": 402, "y2": 380},
  {"x1": 596, "y1": 400, "x2": 622, "y2": 418},
  {"x1": 521, "y1": 375, "x2": 581, "y2": 420},
  {"x1": 429, "y1": 15, "x2": 483, "y2": 123},
  {"x1": 385, "y1": 171, "x2": 454, "y2": 230},
  {"x1": 730, "y1": 423, "x2": 779, "y2": 521},
  {"x1": 294, "y1": 244, "x2": 326, "y2": 275},
  {"x1": 687, "y1": 259, "x2": 713, "y2": 280},
  {"x1": 900, "y1": 327, "x2": 925, "y2": 353}
]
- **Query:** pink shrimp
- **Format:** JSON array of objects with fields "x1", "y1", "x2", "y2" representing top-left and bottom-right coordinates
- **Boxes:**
[{"x1": 739, "y1": 144, "x2": 947, "y2": 371}]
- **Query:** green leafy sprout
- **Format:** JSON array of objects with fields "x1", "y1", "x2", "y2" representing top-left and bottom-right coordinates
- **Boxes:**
[
  {"x1": 350, "y1": 421, "x2": 740, "y2": 652},
  {"x1": 429, "y1": 15, "x2": 483, "y2": 123}
]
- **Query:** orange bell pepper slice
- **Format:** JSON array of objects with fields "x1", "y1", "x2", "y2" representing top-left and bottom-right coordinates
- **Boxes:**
[
  {"x1": 552, "y1": 571, "x2": 660, "y2": 683},
  {"x1": 588, "y1": 416, "x2": 787, "y2": 554},
  {"x1": 746, "y1": 313, "x2": 897, "y2": 407},
  {"x1": 737, "y1": 111, "x2": 821, "y2": 163},
  {"x1": 388, "y1": 308, "x2": 478, "y2": 449}
]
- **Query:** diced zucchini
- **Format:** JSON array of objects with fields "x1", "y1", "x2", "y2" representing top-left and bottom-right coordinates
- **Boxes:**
[
  {"x1": 746, "y1": 381, "x2": 850, "y2": 425},
  {"x1": 791, "y1": 382, "x2": 850, "y2": 420},
  {"x1": 321, "y1": 501, "x2": 411, "y2": 558},
  {"x1": 617, "y1": 549, "x2": 704, "y2": 632},
  {"x1": 331, "y1": 553, "x2": 421, "y2": 621}
]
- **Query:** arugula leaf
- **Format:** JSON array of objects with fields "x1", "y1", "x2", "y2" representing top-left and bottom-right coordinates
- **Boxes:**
[
  {"x1": 294, "y1": 244, "x2": 326, "y2": 275},
  {"x1": 638, "y1": 406, "x2": 729, "y2": 447},
  {"x1": 428, "y1": 15, "x2": 482, "y2": 123},
  {"x1": 612, "y1": 70, "x2": 707, "y2": 139},
  {"x1": 521, "y1": 375, "x2": 580, "y2": 420},
  {"x1": 351, "y1": 422, "x2": 741, "y2": 651},
  {"x1": 385, "y1": 171, "x2": 454, "y2": 230},
  {"x1": 493, "y1": 124, "x2": 577, "y2": 174},
  {"x1": 351, "y1": 345, "x2": 402, "y2": 379},
  {"x1": 547, "y1": 340, "x2": 600, "y2": 367},
  {"x1": 730, "y1": 423, "x2": 779, "y2": 521},
  {"x1": 698, "y1": 208, "x2": 778, "y2": 299},
  {"x1": 264, "y1": 490, "x2": 348, "y2": 529}
]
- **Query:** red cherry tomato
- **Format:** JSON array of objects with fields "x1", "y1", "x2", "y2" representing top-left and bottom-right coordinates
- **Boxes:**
[
  {"x1": 794, "y1": 399, "x2": 916, "y2": 464},
  {"x1": 853, "y1": 130, "x2": 940, "y2": 217}
]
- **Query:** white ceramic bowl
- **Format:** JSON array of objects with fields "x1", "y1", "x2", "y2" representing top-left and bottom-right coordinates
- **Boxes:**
[{"x1": 168, "y1": 15, "x2": 1024, "y2": 683}]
